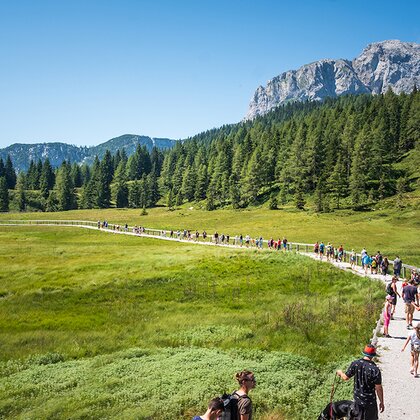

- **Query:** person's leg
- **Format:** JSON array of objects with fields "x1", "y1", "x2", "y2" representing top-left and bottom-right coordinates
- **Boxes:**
[
  {"x1": 410, "y1": 351, "x2": 415, "y2": 373},
  {"x1": 413, "y1": 351, "x2": 419, "y2": 376}
]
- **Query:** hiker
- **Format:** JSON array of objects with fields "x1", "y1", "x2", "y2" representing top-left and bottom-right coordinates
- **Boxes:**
[
  {"x1": 402, "y1": 279, "x2": 419, "y2": 329},
  {"x1": 370, "y1": 256, "x2": 378, "y2": 275},
  {"x1": 386, "y1": 276, "x2": 400, "y2": 319},
  {"x1": 232, "y1": 370, "x2": 256, "y2": 420},
  {"x1": 401, "y1": 323, "x2": 420, "y2": 378},
  {"x1": 362, "y1": 253, "x2": 371, "y2": 275},
  {"x1": 383, "y1": 295, "x2": 393, "y2": 338},
  {"x1": 336, "y1": 344, "x2": 384, "y2": 419},
  {"x1": 319, "y1": 242, "x2": 325, "y2": 260},
  {"x1": 380, "y1": 257, "x2": 389, "y2": 277},
  {"x1": 393, "y1": 256, "x2": 402, "y2": 278},
  {"x1": 338, "y1": 244, "x2": 344, "y2": 262},
  {"x1": 350, "y1": 249, "x2": 356, "y2": 269},
  {"x1": 314, "y1": 241, "x2": 319, "y2": 256},
  {"x1": 192, "y1": 397, "x2": 225, "y2": 420}
]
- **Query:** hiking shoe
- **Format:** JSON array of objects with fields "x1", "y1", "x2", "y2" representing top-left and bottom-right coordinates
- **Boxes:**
[{"x1": 407, "y1": 325, "x2": 412, "y2": 329}]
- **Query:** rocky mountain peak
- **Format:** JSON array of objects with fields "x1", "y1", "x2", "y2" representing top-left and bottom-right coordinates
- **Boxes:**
[{"x1": 245, "y1": 40, "x2": 420, "y2": 120}]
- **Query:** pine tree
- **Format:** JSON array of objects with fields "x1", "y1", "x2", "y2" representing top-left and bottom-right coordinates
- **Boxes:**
[
  {"x1": 0, "y1": 176, "x2": 9, "y2": 212},
  {"x1": 194, "y1": 164, "x2": 208, "y2": 201},
  {"x1": 71, "y1": 163, "x2": 83, "y2": 188},
  {"x1": 0, "y1": 158, "x2": 5, "y2": 178},
  {"x1": 268, "y1": 192, "x2": 278, "y2": 210},
  {"x1": 329, "y1": 154, "x2": 348, "y2": 209},
  {"x1": 15, "y1": 172, "x2": 26, "y2": 211},
  {"x1": 167, "y1": 188, "x2": 174, "y2": 210},
  {"x1": 147, "y1": 172, "x2": 160, "y2": 207},
  {"x1": 39, "y1": 158, "x2": 55, "y2": 198},
  {"x1": 55, "y1": 162, "x2": 77, "y2": 211},
  {"x1": 4, "y1": 155, "x2": 16, "y2": 189},
  {"x1": 113, "y1": 161, "x2": 128, "y2": 208},
  {"x1": 294, "y1": 182, "x2": 306, "y2": 210},
  {"x1": 45, "y1": 190, "x2": 58, "y2": 212},
  {"x1": 129, "y1": 181, "x2": 141, "y2": 208}
]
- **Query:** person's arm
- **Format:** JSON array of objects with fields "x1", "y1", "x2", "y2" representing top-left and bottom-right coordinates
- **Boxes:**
[
  {"x1": 401, "y1": 336, "x2": 411, "y2": 351},
  {"x1": 336, "y1": 370, "x2": 350, "y2": 381},
  {"x1": 375, "y1": 384, "x2": 384, "y2": 412},
  {"x1": 240, "y1": 415, "x2": 249, "y2": 420},
  {"x1": 392, "y1": 283, "x2": 401, "y2": 297}
]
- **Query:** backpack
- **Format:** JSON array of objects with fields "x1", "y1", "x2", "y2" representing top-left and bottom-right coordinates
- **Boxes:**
[
  {"x1": 386, "y1": 282, "x2": 395, "y2": 296},
  {"x1": 220, "y1": 392, "x2": 250, "y2": 420}
]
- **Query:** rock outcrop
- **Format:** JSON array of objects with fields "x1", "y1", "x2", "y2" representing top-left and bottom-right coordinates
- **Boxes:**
[{"x1": 245, "y1": 40, "x2": 420, "y2": 120}]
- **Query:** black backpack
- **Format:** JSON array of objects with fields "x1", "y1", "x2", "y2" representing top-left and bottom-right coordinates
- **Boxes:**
[
  {"x1": 386, "y1": 282, "x2": 394, "y2": 296},
  {"x1": 220, "y1": 392, "x2": 250, "y2": 420}
]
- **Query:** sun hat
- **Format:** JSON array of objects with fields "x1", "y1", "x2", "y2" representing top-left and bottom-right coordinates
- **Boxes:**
[{"x1": 362, "y1": 344, "x2": 377, "y2": 358}]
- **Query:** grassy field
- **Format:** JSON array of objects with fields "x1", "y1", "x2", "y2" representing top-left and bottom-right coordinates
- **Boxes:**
[
  {"x1": 1, "y1": 204, "x2": 419, "y2": 266},
  {"x1": 0, "y1": 226, "x2": 384, "y2": 419}
]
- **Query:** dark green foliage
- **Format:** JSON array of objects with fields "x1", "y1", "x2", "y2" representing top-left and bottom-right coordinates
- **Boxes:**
[
  {"x1": 14, "y1": 90, "x2": 420, "y2": 212},
  {"x1": 0, "y1": 176, "x2": 9, "y2": 211},
  {"x1": 268, "y1": 192, "x2": 278, "y2": 210},
  {"x1": 4, "y1": 155, "x2": 16, "y2": 189},
  {"x1": 113, "y1": 161, "x2": 129, "y2": 208},
  {"x1": 55, "y1": 161, "x2": 77, "y2": 211},
  {"x1": 39, "y1": 158, "x2": 55, "y2": 198}
]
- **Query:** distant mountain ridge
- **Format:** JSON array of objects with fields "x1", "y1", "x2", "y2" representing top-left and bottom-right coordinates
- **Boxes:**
[
  {"x1": 0, "y1": 134, "x2": 177, "y2": 171},
  {"x1": 246, "y1": 40, "x2": 420, "y2": 119}
]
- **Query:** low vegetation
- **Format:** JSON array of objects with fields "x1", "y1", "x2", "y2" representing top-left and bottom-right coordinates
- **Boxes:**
[{"x1": 0, "y1": 226, "x2": 384, "y2": 418}]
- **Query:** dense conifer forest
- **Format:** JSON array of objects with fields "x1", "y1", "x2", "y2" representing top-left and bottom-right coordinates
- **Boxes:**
[{"x1": 0, "y1": 90, "x2": 418, "y2": 213}]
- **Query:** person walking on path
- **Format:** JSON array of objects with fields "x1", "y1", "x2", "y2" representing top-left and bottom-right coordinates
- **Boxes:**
[
  {"x1": 336, "y1": 344, "x2": 384, "y2": 420},
  {"x1": 192, "y1": 397, "x2": 225, "y2": 420},
  {"x1": 386, "y1": 276, "x2": 400, "y2": 319},
  {"x1": 393, "y1": 256, "x2": 402, "y2": 277},
  {"x1": 401, "y1": 323, "x2": 420, "y2": 378},
  {"x1": 402, "y1": 279, "x2": 419, "y2": 330},
  {"x1": 232, "y1": 370, "x2": 256, "y2": 420},
  {"x1": 383, "y1": 296, "x2": 393, "y2": 338}
]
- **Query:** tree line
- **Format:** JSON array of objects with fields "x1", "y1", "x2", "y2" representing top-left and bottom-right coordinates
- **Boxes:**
[{"x1": 0, "y1": 89, "x2": 419, "y2": 213}]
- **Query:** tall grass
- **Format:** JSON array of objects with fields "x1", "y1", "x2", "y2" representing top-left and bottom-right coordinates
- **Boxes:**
[{"x1": 0, "y1": 226, "x2": 385, "y2": 418}]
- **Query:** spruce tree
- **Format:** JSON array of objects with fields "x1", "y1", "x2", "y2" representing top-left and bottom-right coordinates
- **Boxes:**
[
  {"x1": 113, "y1": 161, "x2": 128, "y2": 208},
  {"x1": 129, "y1": 181, "x2": 141, "y2": 208},
  {"x1": 15, "y1": 172, "x2": 26, "y2": 211},
  {"x1": 39, "y1": 158, "x2": 55, "y2": 198},
  {"x1": 0, "y1": 176, "x2": 9, "y2": 212},
  {"x1": 55, "y1": 162, "x2": 77, "y2": 211},
  {"x1": 5, "y1": 155, "x2": 16, "y2": 189},
  {"x1": 0, "y1": 158, "x2": 5, "y2": 178}
]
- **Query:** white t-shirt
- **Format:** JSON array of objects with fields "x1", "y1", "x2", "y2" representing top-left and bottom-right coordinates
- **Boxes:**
[{"x1": 410, "y1": 331, "x2": 420, "y2": 348}]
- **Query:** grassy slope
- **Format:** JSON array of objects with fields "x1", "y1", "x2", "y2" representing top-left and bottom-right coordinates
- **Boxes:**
[
  {"x1": 1, "y1": 203, "x2": 419, "y2": 266},
  {"x1": 0, "y1": 227, "x2": 383, "y2": 419}
]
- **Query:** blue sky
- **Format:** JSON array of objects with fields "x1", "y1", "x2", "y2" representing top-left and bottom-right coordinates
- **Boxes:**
[{"x1": 0, "y1": 0, "x2": 419, "y2": 148}]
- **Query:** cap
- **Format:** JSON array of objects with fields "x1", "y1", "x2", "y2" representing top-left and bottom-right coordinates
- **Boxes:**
[{"x1": 362, "y1": 345, "x2": 377, "y2": 358}]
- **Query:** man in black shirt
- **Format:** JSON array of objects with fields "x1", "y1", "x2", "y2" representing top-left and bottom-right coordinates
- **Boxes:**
[{"x1": 336, "y1": 345, "x2": 384, "y2": 420}]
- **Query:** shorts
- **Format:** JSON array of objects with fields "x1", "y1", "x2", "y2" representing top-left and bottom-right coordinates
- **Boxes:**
[
  {"x1": 411, "y1": 344, "x2": 420, "y2": 353},
  {"x1": 351, "y1": 402, "x2": 378, "y2": 420},
  {"x1": 405, "y1": 303, "x2": 415, "y2": 315}
]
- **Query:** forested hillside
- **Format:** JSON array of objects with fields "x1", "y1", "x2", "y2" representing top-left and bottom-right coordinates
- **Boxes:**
[{"x1": 0, "y1": 90, "x2": 418, "y2": 213}]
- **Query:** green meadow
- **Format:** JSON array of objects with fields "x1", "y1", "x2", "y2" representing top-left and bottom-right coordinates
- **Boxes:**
[{"x1": 0, "y1": 225, "x2": 385, "y2": 419}]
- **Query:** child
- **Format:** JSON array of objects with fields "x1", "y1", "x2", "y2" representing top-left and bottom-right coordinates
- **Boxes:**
[
  {"x1": 192, "y1": 397, "x2": 225, "y2": 420},
  {"x1": 383, "y1": 295, "x2": 393, "y2": 338},
  {"x1": 401, "y1": 323, "x2": 420, "y2": 377}
]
